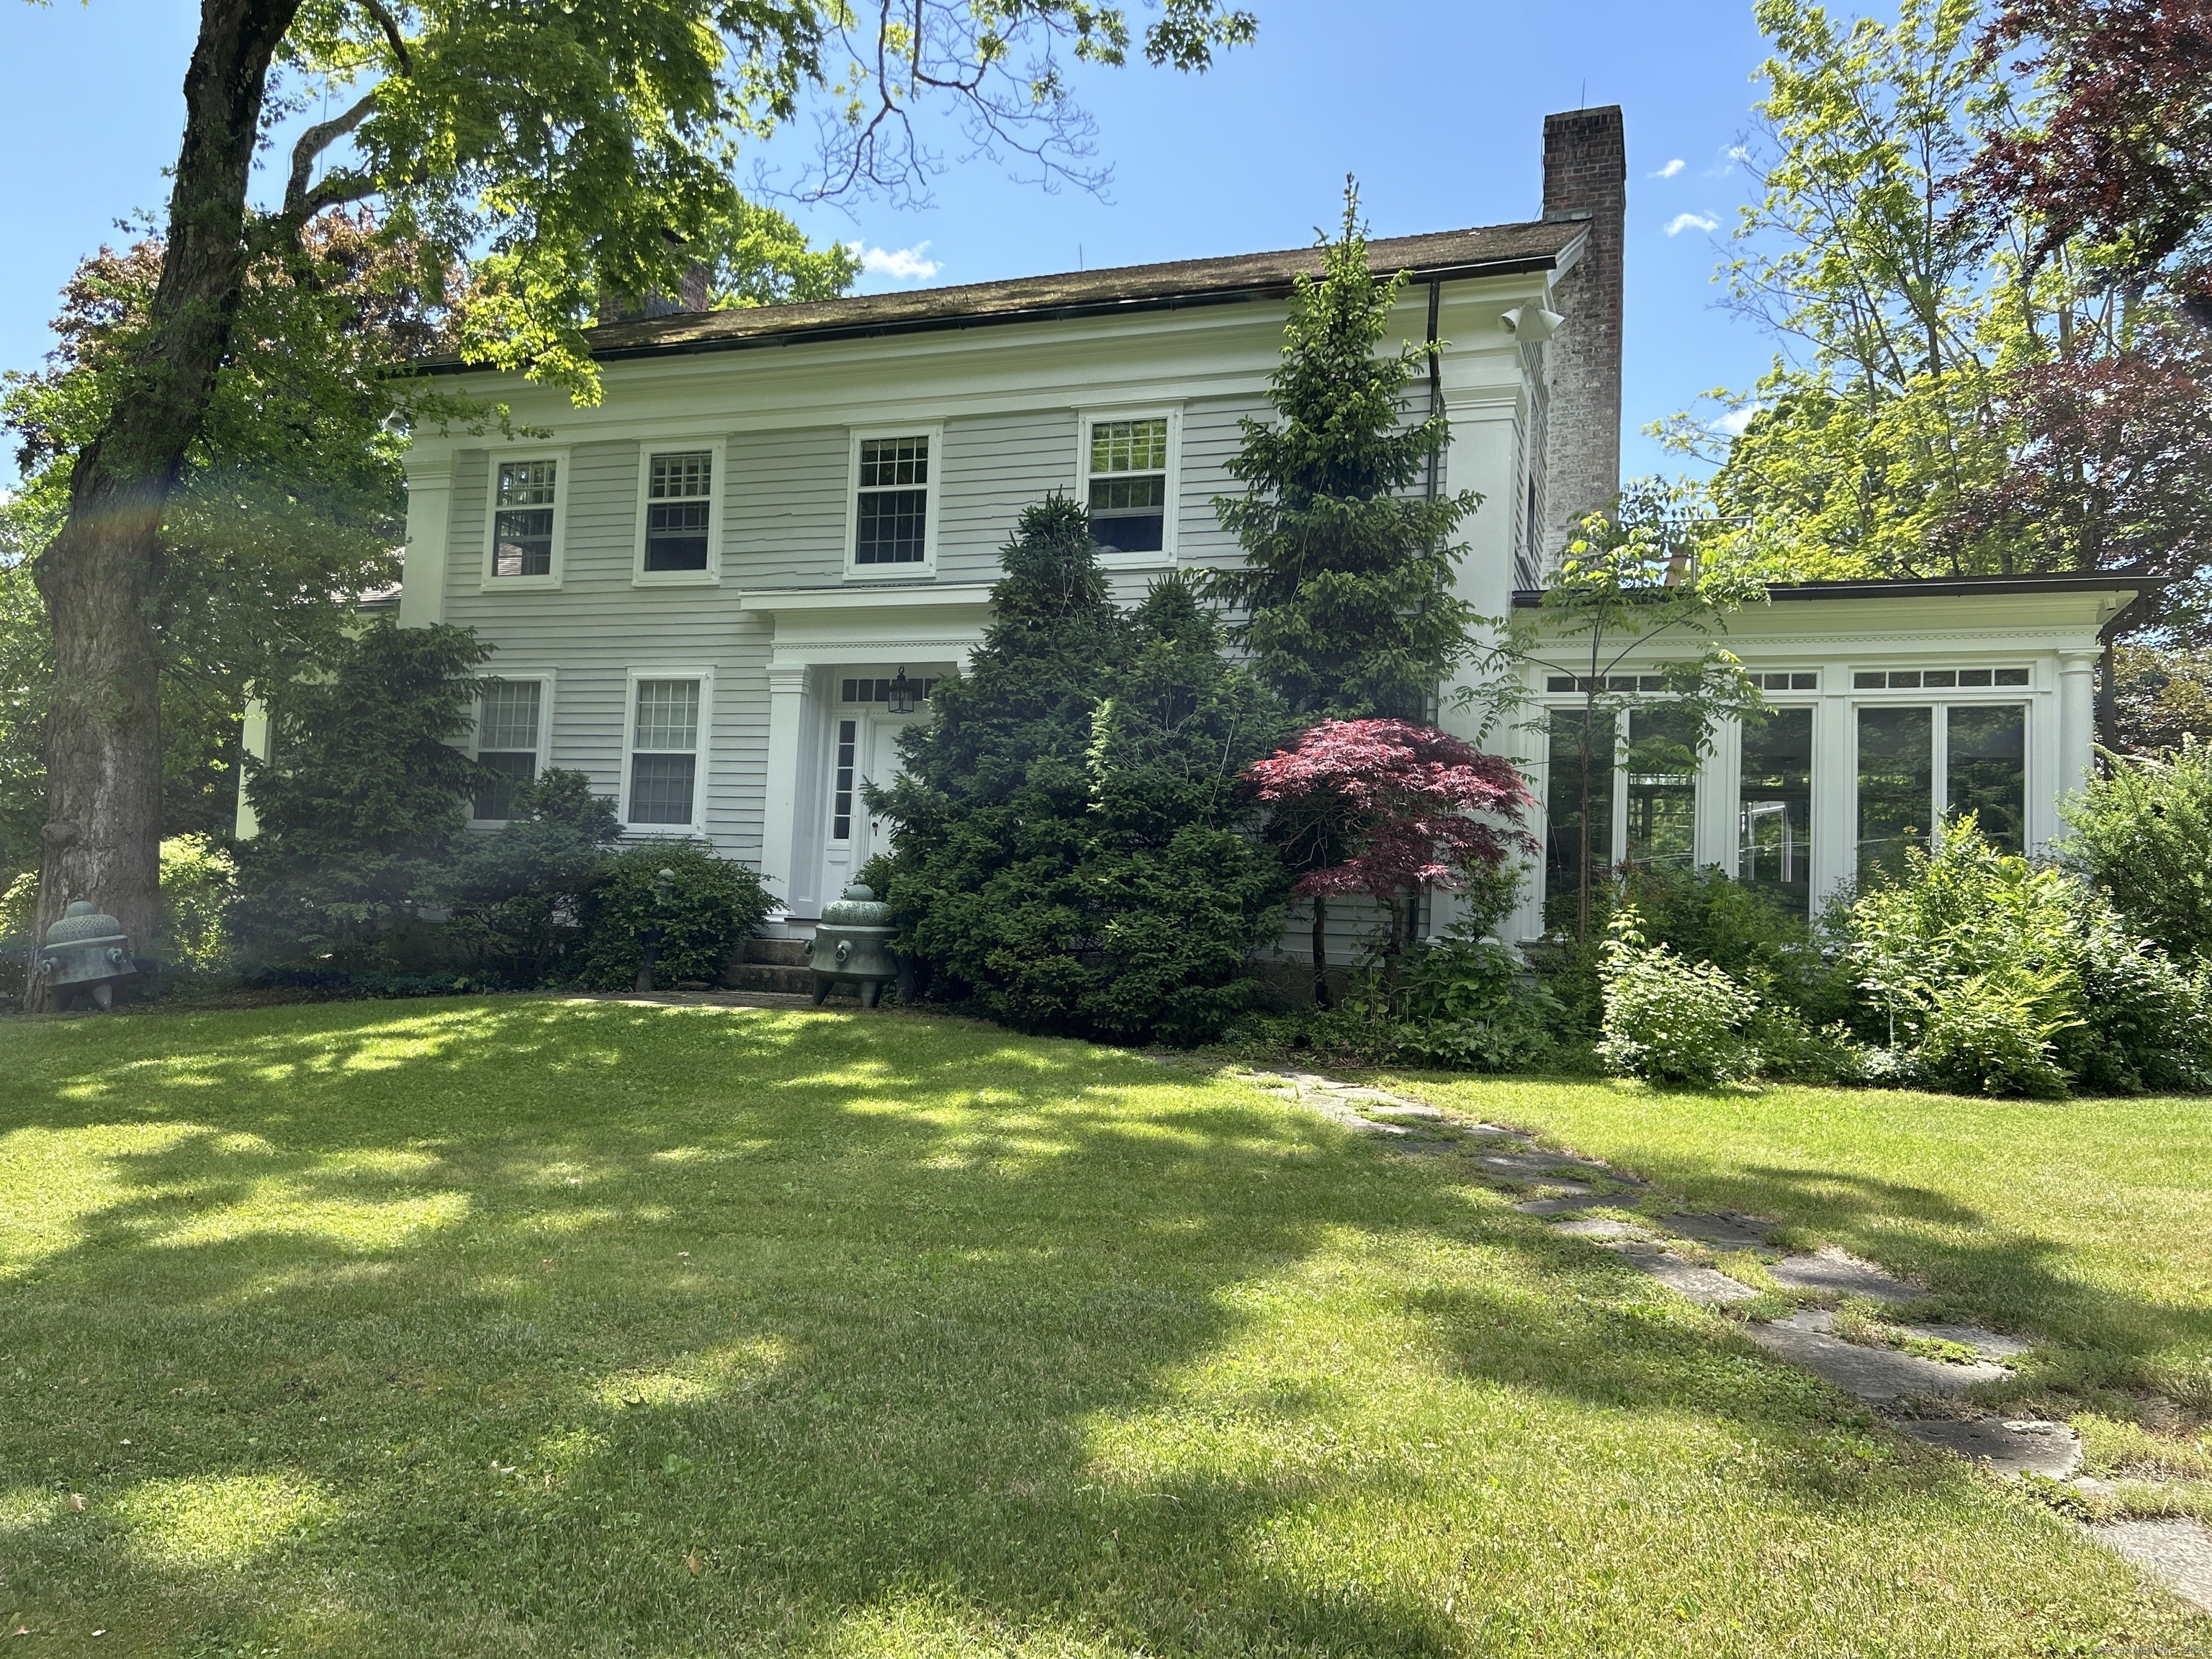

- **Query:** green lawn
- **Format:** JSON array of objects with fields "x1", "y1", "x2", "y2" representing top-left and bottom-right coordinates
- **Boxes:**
[
  {"x1": 1386, "y1": 1071, "x2": 2212, "y2": 1409},
  {"x1": 0, "y1": 997, "x2": 2200, "y2": 1655}
]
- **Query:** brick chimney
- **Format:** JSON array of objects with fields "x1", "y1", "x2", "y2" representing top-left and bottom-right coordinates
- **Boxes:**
[{"x1": 1540, "y1": 105, "x2": 1626, "y2": 558}]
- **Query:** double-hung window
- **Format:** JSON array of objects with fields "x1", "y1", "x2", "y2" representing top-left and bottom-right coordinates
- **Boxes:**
[
  {"x1": 1086, "y1": 416, "x2": 1171, "y2": 554},
  {"x1": 487, "y1": 455, "x2": 565, "y2": 585},
  {"x1": 472, "y1": 675, "x2": 551, "y2": 822},
  {"x1": 1080, "y1": 410, "x2": 1178, "y2": 559},
  {"x1": 624, "y1": 673, "x2": 709, "y2": 830},
  {"x1": 850, "y1": 431, "x2": 938, "y2": 572},
  {"x1": 637, "y1": 441, "x2": 721, "y2": 580}
]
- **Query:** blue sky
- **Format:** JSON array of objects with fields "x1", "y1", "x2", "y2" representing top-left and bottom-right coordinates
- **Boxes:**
[{"x1": 0, "y1": 0, "x2": 1781, "y2": 487}]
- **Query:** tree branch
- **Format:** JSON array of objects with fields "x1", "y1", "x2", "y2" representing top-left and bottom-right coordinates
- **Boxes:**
[
  {"x1": 284, "y1": 89, "x2": 378, "y2": 215},
  {"x1": 359, "y1": 0, "x2": 413, "y2": 73}
]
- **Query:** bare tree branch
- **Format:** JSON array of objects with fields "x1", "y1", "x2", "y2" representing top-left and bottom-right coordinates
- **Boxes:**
[{"x1": 284, "y1": 89, "x2": 378, "y2": 215}]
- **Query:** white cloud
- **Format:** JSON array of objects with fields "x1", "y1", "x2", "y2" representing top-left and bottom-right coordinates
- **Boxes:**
[
  {"x1": 1704, "y1": 143, "x2": 1753, "y2": 179},
  {"x1": 1664, "y1": 212, "x2": 1719, "y2": 237},
  {"x1": 1649, "y1": 158, "x2": 1685, "y2": 179},
  {"x1": 845, "y1": 240, "x2": 942, "y2": 282},
  {"x1": 1712, "y1": 405, "x2": 1762, "y2": 438}
]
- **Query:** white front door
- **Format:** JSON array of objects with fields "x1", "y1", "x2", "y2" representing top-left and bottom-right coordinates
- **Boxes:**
[{"x1": 818, "y1": 713, "x2": 917, "y2": 904}]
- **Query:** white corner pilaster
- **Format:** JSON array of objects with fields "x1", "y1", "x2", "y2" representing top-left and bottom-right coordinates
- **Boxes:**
[
  {"x1": 397, "y1": 454, "x2": 454, "y2": 628},
  {"x1": 2054, "y1": 649, "x2": 2100, "y2": 838},
  {"x1": 760, "y1": 666, "x2": 813, "y2": 917}
]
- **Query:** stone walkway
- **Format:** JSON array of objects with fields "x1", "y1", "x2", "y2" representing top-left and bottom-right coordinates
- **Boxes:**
[{"x1": 1240, "y1": 1064, "x2": 2212, "y2": 1619}]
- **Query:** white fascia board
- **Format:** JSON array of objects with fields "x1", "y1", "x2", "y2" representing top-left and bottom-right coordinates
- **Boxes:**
[
  {"x1": 1520, "y1": 589, "x2": 2127, "y2": 657},
  {"x1": 737, "y1": 583, "x2": 996, "y2": 613},
  {"x1": 437, "y1": 275, "x2": 1552, "y2": 446}
]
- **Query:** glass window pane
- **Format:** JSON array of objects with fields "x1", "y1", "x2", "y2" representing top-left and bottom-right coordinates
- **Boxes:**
[
  {"x1": 1089, "y1": 418, "x2": 1168, "y2": 474},
  {"x1": 831, "y1": 719, "x2": 857, "y2": 840},
  {"x1": 859, "y1": 436, "x2": 928, "y2": 488},
  {"x1": 1947, "y1": 704, "x2": 2027, "y2": 853},
  {"x1": 493, "y1": 508, "x2": 553, "y2": 577},
  {"x1": 855, "y1": 488, "x2": 928, "y2": 563},
  {"x1": 629, "y1": 754, "x2": 696, "y2": 824},
  {"x1": 497, "y1": 460, "x2": 556, "y2": 506},
  {"x1": 649, "y1": 451, "x2": 711, "y2": 500},
  {"x1": 473, "y1": 751, "x2": 536, "y2": 821},
  {"x1": 634, "y1": 680, "x2": 699, "y2": 752},
  {"x1": 1624, "y1": 703, "x2": 1700, "y2": 873},
  {"x1": 1545, "y1": 708, "x2": 1616, "y2": 918},
  {"x1": 645, "y1": 500, "x2": 711, "y2": 571},
  {"x1": 1995, "y1": 667, "x2": 2030, "y2": 686},
  {"x1": 1858, "y1": 706, "x2": 1933, "y2": 883},
  {"x1": 1740, "y1": 706, "x2": 1812, "y2": 915},
  {"x1": 478, "y1": 680, "x2": 541, "y2": 752}
]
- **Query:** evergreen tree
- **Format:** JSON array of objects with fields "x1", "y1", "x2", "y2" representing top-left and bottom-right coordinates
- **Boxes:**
[
  {"x1": 873, "y1": 498, "x2": 1291, "y2": 1045},
  {"x1": 1209, "y1": 182, "x2": 1484, "y2": 721}
]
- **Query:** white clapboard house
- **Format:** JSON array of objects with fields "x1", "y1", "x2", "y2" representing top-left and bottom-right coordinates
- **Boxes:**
[{"x1": 350, "y1": 105, "x2": 2154, "y2": 958}]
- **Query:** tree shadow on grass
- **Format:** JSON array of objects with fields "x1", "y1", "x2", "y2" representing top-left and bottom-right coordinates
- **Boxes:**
[{"x1": 0, "y1": 1001, "x2": 2177, "y2": 1655}]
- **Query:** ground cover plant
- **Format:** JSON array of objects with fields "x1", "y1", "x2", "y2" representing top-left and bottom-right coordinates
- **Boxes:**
[{"x1": 0, "y1": 997, "x2": 2201, "y2": 1654}]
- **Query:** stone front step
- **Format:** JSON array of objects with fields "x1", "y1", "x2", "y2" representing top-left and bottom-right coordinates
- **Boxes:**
[
  {"x1": 743, "y1": 937, "x2": 811, "y2": 967},
  {"x1": 725, "y1": 962, "x2": 814, "y2": 995}
]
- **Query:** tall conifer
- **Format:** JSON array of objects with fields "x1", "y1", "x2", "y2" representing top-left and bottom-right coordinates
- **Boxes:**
[{"x1": 1210, "y1": 183, "x2": 1484, "y2": 721}]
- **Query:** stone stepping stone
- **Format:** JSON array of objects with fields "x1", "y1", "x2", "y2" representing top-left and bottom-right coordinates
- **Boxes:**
[
  {"x1": 1780, "y1": 1309, "x2": 2029, "y2": 1364},
  {"x1": 1766, "y1": 1246, "x2": 1920, "y2": 1303},
  {"x1": 1606, "y1": 1242, "x2": 1759, "y2": 1305},
  {"x1": 1746, "y1": 1311, "x2": 2008, "y2": 1404},
  {"x1": 1476, "y1": 1150, "x2": 1623, "y2": 1182},
  {"x1": 2093, "y1": 1517, "x2": 2212, "y2": 1614},
  {"x1": 1660, "y1": 1212, "x2": 1771, "y2": 1250},
  {"x1": 1551, "y1": 1216, "x2": 1650, "y2": 1240},
  {"x1": 1894, "y1": 1418, "x2": 2080, "y2": 1479},
  {"x1": 1514, "y1": 1191, "x2": 1617, "y2": 1215},
  {"x1": 1341, "y1": 1092, "x2": 1442, "y2": 1115}
]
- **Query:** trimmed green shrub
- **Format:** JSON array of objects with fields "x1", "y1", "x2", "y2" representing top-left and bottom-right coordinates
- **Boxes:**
[
  {"x1": 1598, "y1": 911, "x2": 1760, "y2": 1085},
  {"x1": 2059, "y1": 916, "x2": 2212, "y2": 1094},
  {"x1": 2063, "y1": 740, "x2": 2212, "y2": 963},
  {"x1": 568, "y1": 843, "x2": 773, "y2": 992},
  {"x1": 873, "y1": 499, "x2": 1292, "y2": 1046},
  {"x1": 443, "y1": 770, "x2": 621, "y2": 984}
]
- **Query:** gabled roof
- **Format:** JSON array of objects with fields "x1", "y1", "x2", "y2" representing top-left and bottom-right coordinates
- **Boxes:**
[{"x1": 421, "y1": 217, "x2": 1586, "y2": 373}]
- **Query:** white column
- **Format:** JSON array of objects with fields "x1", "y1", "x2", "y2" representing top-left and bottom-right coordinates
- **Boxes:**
[
  {"x1": 396, "y1": 453, "x2": 453, "y2": 629},
  {"x1": 1696, "y1": 715, "x2": 1741, "y2": 873},
  {"x1": 759, "y1": 665, "x2": 812, "y2": 919},
  {"x1": 1809, "y1": 684, "x2": 1856, "y2": 910},
  {"x1": 234, "y1": 698, "x2": 271, "y2": 840},
  {"x1": 2054, "y1": 649, "x2": 2100, "y2": 837}
]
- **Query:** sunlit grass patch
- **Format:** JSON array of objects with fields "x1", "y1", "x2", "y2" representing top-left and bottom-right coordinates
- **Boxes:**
[{"x1": 0, "y1": 997, "x2": 2198, "y2": 1654}]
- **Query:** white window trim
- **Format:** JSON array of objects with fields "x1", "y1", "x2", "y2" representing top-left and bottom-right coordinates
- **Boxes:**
[
  {"x1": 480, "y1": 448, "x2": 571, "y2": 591},
  {"x1": 619, "y1": 666, "x2": 715, "y2": 837},
  {"x1": 467, "y1": 669, "x2": 558, "y2": 828},
  {"x1": 845, "y1": 424, "x2": 944, "y2": 580},
  {"x1": 631, "y1": 436, "x2": 727, "y2": 587},
  {"x1": 1074, "y1": 404, "x2": 1182, "y2": 567}
]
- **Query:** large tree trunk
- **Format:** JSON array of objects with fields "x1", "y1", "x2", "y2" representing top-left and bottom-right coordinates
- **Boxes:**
[{"x1": 25, "y1": 0, "x2": 297, "y2": 1009}]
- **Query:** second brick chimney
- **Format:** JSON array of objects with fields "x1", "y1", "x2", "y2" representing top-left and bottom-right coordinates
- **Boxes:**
[{"x1": 1540, "y1": 105, "x2": 1627, "y2": 559}]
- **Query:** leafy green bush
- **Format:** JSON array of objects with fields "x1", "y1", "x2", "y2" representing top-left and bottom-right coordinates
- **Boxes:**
[
  {"x1": 1910, "y1": 967, "x2": 2077, "y2": 1099},
  {"x1": 1840, "y1": 816, "x2": 2212, "y2": 1096},
  {"x1": 1394, "y1": 935, "x2": 1563, "y2": 1071},
  {"x1": 442, "y1": 770, "x2": 621, "y2": 983},
  {"x1": 567, "y1": 843, "x2": 772, "y2": 992},
  {"x1": 873, "y1": 499, "x2": 1291, "y2": 1046},
  {"x1": 1598, "y1": 912, "x2": 1760, "y2": 1085},
  {"x1": 158, "y1": 835, "x2": 236, "y2": 974},
  {"x1": 1744, "y1": 1002, "x2": 1875, "y2": 1084},
  {"x1": 2064, "y1": 740, "x2": 2212, "y2": 962}
]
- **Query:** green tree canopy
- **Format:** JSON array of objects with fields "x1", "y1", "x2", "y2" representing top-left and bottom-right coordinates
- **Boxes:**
[{"x1": 1208, "y1": 183, "x2": 1482, "y2": 721}]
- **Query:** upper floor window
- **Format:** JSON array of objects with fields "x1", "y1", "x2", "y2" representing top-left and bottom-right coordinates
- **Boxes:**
[
  {"x1": 645, "y1": 451, "x2": 712, "y2": 572},
  {"x1": 851, "y1": 433, "x2": 934, "y2": 570},
  {"x1": 633, "y1": 439, "x2": 724, "y2": 583},
  {"x1": 472, "y1": 676, "x2": 549, "y2": 822},
  {"x1": 1087, "y1": 417, "x2": 1169, "y2": 554},
  {"x1": 484, "y1": 452, "x2": 566, "y2": 588}
]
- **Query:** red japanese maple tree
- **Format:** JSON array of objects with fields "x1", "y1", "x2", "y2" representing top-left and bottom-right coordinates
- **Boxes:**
[{"x1": 1241, "y1": 719, "x2": 1534, "y2": 1002}]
